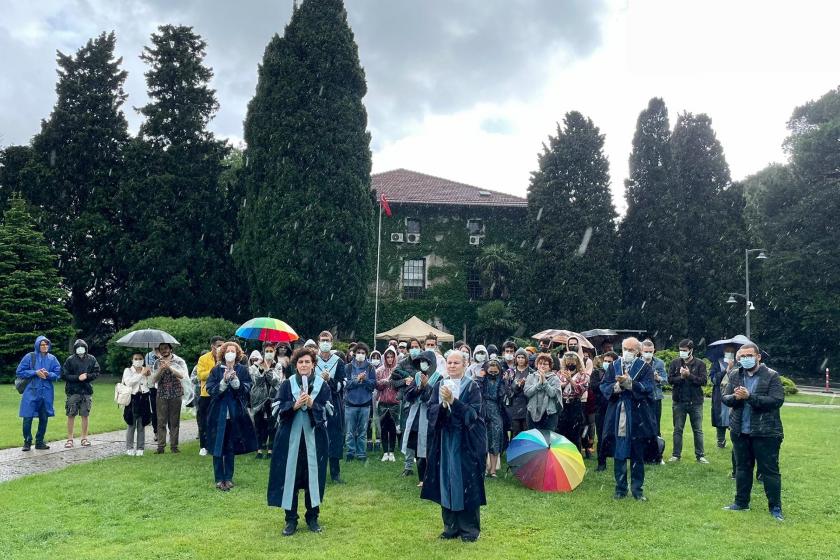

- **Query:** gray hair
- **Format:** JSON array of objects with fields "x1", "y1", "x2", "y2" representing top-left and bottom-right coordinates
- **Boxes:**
[{"x1": 622, "y1": 337, "x2": 642, "y2": 352}]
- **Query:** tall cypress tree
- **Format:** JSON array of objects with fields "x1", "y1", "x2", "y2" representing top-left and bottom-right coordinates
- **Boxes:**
[
  {"x1": 525, "y1": 111, "x2": 620, "y2": 330},
  {"x1": 21, "y1": 32, "x2": 129, "y2": 339},
  {"x1": 618, "y1": 98, "x2": 687, "y2": 344},
  {"x1": 0, "y1": 146, "x2": 32, "y2": 215},
  {"x1": 115, "y1": 25, "x2": 236, "y2": 325},
  {"x1": 0, "y1": 195, "x2": 74, "y2": 380},
  {"x1": 237, "y1": 0, "x2": 374, "y2": 336},
  {"x1": 670, "y1": 112, "x2": 746, "y2": 340}
]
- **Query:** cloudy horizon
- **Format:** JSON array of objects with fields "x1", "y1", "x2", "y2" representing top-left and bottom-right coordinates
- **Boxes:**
[{"x1": 1, "y1": 0, "x2": 838, "y2": 213}]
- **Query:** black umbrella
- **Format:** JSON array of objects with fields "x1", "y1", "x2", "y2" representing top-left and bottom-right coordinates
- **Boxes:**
[
  {"x1": 707, "y1": 335, "x2": 769, "y2": 363},
  {"x1": 115, "y1": 329, "x2": 180, "y2": 349},
  {"x1": 579, "y1": 329, "x2": 618, "y2": 352}
]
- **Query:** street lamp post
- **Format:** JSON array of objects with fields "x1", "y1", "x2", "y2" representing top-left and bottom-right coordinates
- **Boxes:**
[{"x1": 727, "y1": 248, "x2": 767, "y2": 339}]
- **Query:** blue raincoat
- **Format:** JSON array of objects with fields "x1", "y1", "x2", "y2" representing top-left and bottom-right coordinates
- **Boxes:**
[{"x1": 16, "y1": 336, "x2": 62, "y2": 418}]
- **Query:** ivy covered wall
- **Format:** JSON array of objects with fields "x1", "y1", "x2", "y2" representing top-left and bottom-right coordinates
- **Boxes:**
[{"x1": 353, "y1": 202, "x2": 527, "y2": 342}]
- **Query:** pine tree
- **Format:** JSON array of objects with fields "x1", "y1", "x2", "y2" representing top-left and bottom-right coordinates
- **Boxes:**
[
  {"x1": 114, "y1": 25, "x2": 237, "y2": 326},
  {"x1": 618, "y1": 98, "x2": 687, "y2": 345},
  {"x1": 21, "y1": 32, "x2": 129, "y2": 339},
  {"x1": 670, "y1": 112, "x2": 747, "y2": 340},
  {"x1": 525, "y1": 111, "x2": 620, "y2": 330},
  {"x1": 236, "y1": 0, "x2": 374, "y2": 336},
  {"x1": 0, "y1": 195, "x2": 74, "y2": 380}
]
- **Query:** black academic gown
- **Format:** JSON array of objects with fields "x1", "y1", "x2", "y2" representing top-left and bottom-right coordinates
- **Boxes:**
[
  {"x1": 206, "y1": 364, "x2": 259, "y2": 456},
  {"x1": 267, "y1": 375, "x2": 331, "y2": 509},
  {"x1": 421, "y1": 377, "x2": 487, "y2": 512}
]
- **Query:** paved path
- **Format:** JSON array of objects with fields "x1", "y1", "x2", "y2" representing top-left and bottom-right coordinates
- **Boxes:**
[{"x1": 0, "y1": 419, "x2": 197, "y2": 483}]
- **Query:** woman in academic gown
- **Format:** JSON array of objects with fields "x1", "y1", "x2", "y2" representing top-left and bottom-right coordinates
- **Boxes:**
[
  {"x1": 421, "y1": 349, "x2": 487, "y2": 542},
  {"x1": 268, "y1": 346, "x2": 332, "y2": 536},
  {"x1": 206, "y1": 341, "x2": 259, "y2": 491}
]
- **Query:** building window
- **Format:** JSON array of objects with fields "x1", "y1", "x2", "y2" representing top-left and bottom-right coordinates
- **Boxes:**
[
  {"x1": 405, "y1": 218, "x2": 420, "y2": 234},
  {"x1": 467, "y1": 218, "x2": 483, "y2": 235},
  {"x1": 403, "y1": 258, "x2": 425, "y2": 299},
  {"x1": 467, "y1": 267, "x2": 483, "y2": 300}
]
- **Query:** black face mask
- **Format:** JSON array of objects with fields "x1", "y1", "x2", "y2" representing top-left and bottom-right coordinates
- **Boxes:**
[
  {"x1": 567, "y1": 364, "x2": 576, "y2": 371},
  {"x1": 568, "y1": 345, "x2": 578, "y2": 352}
]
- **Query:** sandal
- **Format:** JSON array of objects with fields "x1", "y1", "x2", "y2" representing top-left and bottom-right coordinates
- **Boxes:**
[
  {"x1": 64, "y1": 439, "x2": 74, "y2": 449},
  {"x1": 80, "y1": 438, "x2": 91, "y2": 447}
]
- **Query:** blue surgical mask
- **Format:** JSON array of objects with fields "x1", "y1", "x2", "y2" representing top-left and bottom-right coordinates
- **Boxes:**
[
  {"x1": 679, "y1": 350, "x2": 690, "y2": 360},
  {"x1": 740, "y1": 357, "x2": 756, "y2": 370},
  {"x1": 409, "y1": 348, "x2": 421, "y2": 359},
  {"x1": 602, "y1": 361, "x2": 611, "y2": 371}
]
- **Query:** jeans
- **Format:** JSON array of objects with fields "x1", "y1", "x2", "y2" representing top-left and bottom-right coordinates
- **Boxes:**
[
  {"x1": 345, "y1": 404, "x2": 370, "y2": 459},
  {"x1": 404, "y1": 447, "x2": 416, "y2": 471},
  {"x1": 197, "y1": 396, "x2": 211, "y2": 449},
  {"x1": 614, "y1": 440, "x2": 646, "y2": 497},
  {"x1": 22, "y1": 403, "x2": 49, "y2": 444},
  {"x1": 732, "y1": 432, "x2": 782, "y2": 510},
  {"x1": 672, "y1": 402, "x2": 705, "y2": 459},
  {"x1": 213, "y1": 453, "x2": 235, "y2": 482},
  {"x1": 126, "y1": 417, "x2": 145, "y2": 450}
]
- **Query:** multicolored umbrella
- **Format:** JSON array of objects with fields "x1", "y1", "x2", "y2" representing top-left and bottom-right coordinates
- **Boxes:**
[
  {"x1": 236, "y1": 317, "x2": 300, "y2": 343},
  {"x1": 506, "y1": 429, "x2": 586, "y2": 492}
]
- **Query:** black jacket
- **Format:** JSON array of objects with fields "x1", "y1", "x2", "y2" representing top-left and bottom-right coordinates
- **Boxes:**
[
  {"x1": 62, "y1": 341, "x2": 101, "y2": 396},
  {"x1": 722, "y1": 364, "x2": 784, "y2": 438},
  {"x1": 667, "y1": 357, "x2": 707, "y2": 405}
]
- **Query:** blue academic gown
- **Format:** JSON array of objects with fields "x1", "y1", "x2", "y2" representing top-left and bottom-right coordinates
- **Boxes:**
[
  {"x1": 599, "y1": 358, "x2": 656, "y2": 460},
  {"x1": 205, "y1": 363, "x2": 259, "y2": 457}
]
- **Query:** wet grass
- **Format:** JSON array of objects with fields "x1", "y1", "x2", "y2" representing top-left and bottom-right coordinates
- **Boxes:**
[{"x1": 0, "y1": 404, "x2": 838, "y2": 559}]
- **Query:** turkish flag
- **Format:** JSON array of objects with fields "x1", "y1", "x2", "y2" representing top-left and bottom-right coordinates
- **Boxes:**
[{"x1": 380, "y1": 193, "x2": 392, "y2": 217}]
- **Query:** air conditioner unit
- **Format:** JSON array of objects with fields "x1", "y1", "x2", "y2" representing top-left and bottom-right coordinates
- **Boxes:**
[
  {"x1": 390, "y1": 233, "x2": 404, "y2": 243},
  {"x1": 469, "y1": 235, "x2": 482, "y2": 246},
  {"x1": 406, "y1": 233, "x2": 420, "y2": 244}
]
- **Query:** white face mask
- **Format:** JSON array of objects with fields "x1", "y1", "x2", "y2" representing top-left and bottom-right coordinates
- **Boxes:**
[
  {"x1": 263, "y1": 351, "x2": 274, "y2": 360},
  {"x1": 370, "y1": 359, "x2": 381, "y2": 366},
  {"x1": 76, "y1": 346, "x2": 86, "y2": 356},
  {"x1": 319, "y1": 341, "x2": 332, "y2": 352},
  {"x1": 504, "y1": 353, "x2": 514, "y2": 361},
  {"x1": 355, "y1": 353, "x2": 366, "y2": 363},
  {"x1": 679, "y1": 350, "x2": 690, "y2": 360},
  {"x1": 420, "y1": 362, "x2": 430, "y2": 372},
  {"x1": 489, "y1": 353, "x2": 498, "y2": 361},
  {"x1": 132, "y1": 359, "x2": 144, "y2": 368},
  {"x1": 225, "y1": 351, "x2": 237, "y2": 363},
  {"x1": 642, "y1": 351, "x2": 653, "y2": 361},
  {"x1": 623, "y1": 350, "x2": 636, "y2": 363},
  {"x1": 475, "y1": 353, "x2": 487, "y2": 363},
  {"x1": 724, "y1": 352, "x2": 734, "y2": 362},
  {"x1": 462, "y1": 351, "x2": 470, "y2": 362}
]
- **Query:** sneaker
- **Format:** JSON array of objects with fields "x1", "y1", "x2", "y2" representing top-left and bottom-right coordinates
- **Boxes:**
[
  {"x1": 697, "y1": 457, "x2": 710, "y2": 464},
  {"x1": 633, "y1": 494, "x2": 648, "y2": 502},
  {"x1": 613, "y1": 493, "x2": 627, "y2": 500},
  {"x1": 400, "y1": 469, "x2": 414, "y2": 477},
  {"x1": 439, "y1": 531, "x2": 459, "y2": 540},
  {"x1": 35, "y1": 442, "x2": 50, "y2": 450},
  {"x1": 659, "y1": 460, "x2": 666, "y2": 465},
  {"x1": 770, "y1": 507, "x2": 784, "y2": 521},
  {"x1": 723, "y1": 504, "x2": 750, "y2": 511},
  {"x1": 22, "y1": 442, "x2": 31, "y2": 452},
  {"x1": 389, "y1": 453, "x2": 396, "y2": 462},
  {"x1": 171, "y1": 448, "x2": 180, "y2": 454},
  {"x1": 126, "y1": 449, "x2": 135, "y2": 456},
  {"x1": 307, "y1": 519, "x2": 322, "y2": 533},
  {"x1": 381, "y1": 454, "x2": 389, "y2": 462},
  {"x1": 667, "y1": 456, "x2": 680, "y2": 463},
  {"x1": 717, "y1": 441, "x2": 727, "y2": 448},
  {"x1": 136, "y1": 449, "x2": 144, "y2": 457},
  {"x1": 729, "y1": 471, "x2": 735, "y2": 480},
  {"x1": 199, "y1": 448, "x2": 208, "y2": 456},
  {"x1": 282, "y1": 522, "x2": 297, "y2": 536}
]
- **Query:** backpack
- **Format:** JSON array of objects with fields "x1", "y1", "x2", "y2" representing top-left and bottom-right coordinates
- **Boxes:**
[{"x1": 14, "y1": 353, "x2": 36, "y2": 395}]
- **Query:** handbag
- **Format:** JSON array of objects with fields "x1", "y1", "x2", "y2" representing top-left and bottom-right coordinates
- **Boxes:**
[
  {"x1": 15, "y1": 352, "x2": 37, "y2": 395},
  {"x1": 114, "y1": 383, "x2": 132, "y2": 406}
]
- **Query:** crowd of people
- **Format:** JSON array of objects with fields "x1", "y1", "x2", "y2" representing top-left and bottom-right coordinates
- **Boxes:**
[{"x1": 13, "y1": 329, "x2": 787, "y2": 541}]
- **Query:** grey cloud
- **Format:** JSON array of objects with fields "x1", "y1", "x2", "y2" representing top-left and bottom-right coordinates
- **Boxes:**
[{"x1": 1, "y1": 0, "x2": 606, "y2": 149}]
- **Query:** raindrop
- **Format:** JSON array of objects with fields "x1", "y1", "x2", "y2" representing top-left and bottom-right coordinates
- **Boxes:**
[
  {"x1": 820, "y1": 357, "x2": 828, "y2": 370},
  {"x1": 49, "y1": 150, "x2": 56, "y2": 166},
  {"x1": 200, "y1": 233, "x2": 204, "y2": 241},
  {"x1": 319, "y1": 85, "x2": 324, "y2": 96},
  {"x1": 536, "y1": 207, "x2": 543, "y2": 221},
  {"x1": 229, "y1": 244, "x2": 234, "y2": 255},
  {"x1": 245, "y1": 156, "x2": 249, "y2": 167},
  {"x1": 640, "y1": 300, "x2": 646, "y2": 309},
  {"x1": 535, "y1": 237, "x2": 544, "y2": 250},
  {"x1": 576, "y1": 227, "x2": 593, "y2": 256}
]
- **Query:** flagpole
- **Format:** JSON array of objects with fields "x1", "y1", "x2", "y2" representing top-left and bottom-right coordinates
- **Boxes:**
[{"x1": 374, "y1": 201, "x2": 382, "y2": 348}]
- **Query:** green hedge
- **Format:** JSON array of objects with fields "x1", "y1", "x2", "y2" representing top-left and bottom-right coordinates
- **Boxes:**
[{"x1": 105, "y1": 317, "x2": 239, "y2": 374}]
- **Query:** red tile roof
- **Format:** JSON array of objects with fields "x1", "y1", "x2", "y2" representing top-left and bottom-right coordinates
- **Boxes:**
[{"x1": 372, "y1": 168, "x2": 527, "y2": 207}]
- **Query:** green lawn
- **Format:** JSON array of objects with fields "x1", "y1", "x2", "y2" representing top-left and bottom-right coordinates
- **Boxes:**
[
  {"x1": 785, "y1": 392, "x2": 840, "y2": 406},
  {"x1": 1, "y1": 403, "x2": 838, "y2": 559},
  {"x1": 0, "y1": 378, "x2": 193, "y2": 449}
]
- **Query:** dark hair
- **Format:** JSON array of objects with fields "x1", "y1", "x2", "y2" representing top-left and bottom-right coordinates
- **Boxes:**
[
  {"x1": 424, "y1": 333, "x2": 438, "y2": 343},
  {"x1": 210, "y1": 335, "x2": 224, "y2": 346},
  {"x1": 262, "y1": 341, "x2": 276, "y2": 350},
  {"x1": 502, "y1": 340, "x2": 516, "y2": 351},
  {"x1": 409, "y1": 337, "x2": 420, "y2": 347},
  {"x1": 454, "y1": 339, "x2": 464, "y2": 348},
  {"x1": 567, "y1": 336, "x2": 578, "y2": 345},
  {"x1": 291, "y1": 346, "x2": 317, "y2": 366},
  {"x1": 739, "y1": 342, "x2": 760, "y2": 354},
  {"x1": 131, "y1": 352, "x2": 145, "y2": 358},
  {"x1": 602, "y1": 351, "x2": 619, "y2": 360},
  {"x1": 355, "y1": 342, "x2": 370, "y2": 354},
  {"x1": 535, "y1": 353, "x2": 553, "y2": 367},
  {"x1": 679, "y1": 339, "x2": 694, "y2": 350},
  {"x1": 540, "y1": 337, "x2": 552, "y2": 345}
]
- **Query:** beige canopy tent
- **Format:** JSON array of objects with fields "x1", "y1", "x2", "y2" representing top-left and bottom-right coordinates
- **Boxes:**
[{"x1": 376, "y1": 315, "x2": 455, "y2": 343}]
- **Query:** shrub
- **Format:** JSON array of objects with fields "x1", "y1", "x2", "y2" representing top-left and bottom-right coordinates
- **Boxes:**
[
  {"x1": 105, "y1": 317, "x2": 239, "y2": 375},
  {"x1": 780, "y1": 375, "x2": 798, "y2": 395}
]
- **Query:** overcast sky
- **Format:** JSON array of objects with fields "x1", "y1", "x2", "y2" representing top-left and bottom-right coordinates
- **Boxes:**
[{"x1": 1, "y1": 0, "x2": 837, "y2": 213}]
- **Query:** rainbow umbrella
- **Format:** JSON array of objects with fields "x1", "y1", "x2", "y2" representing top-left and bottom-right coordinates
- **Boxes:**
[
  {"x1": 236, "y1": 317, "x2": 300, "y2": 343},
  {"x1": 506, "y1": 429, "x2": 586, "y2": 492}
]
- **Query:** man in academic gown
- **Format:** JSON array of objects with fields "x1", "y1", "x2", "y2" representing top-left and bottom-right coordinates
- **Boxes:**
[
  {"x1": 268, "y1": 347, "x2": 332, "y2": 536},
  {"x1": 421, "y1": 350, "x2": 487, "y2": 542},
  {"x1": 315, "y1": 330, "x2": 346, "y2": 483}
]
